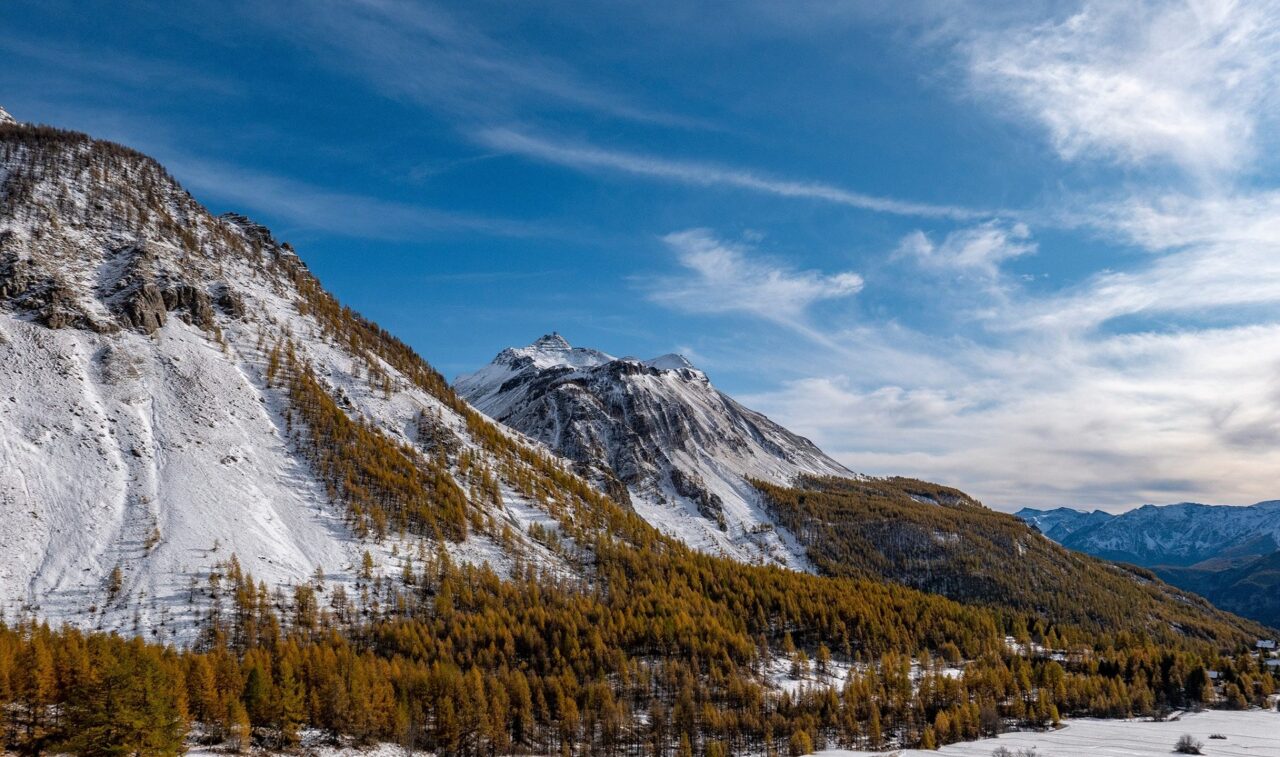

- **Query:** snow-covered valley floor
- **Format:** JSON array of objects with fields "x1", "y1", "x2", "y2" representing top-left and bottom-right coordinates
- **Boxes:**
[
  {"x1": 823, "y1": 708, "x2": 1280, "y2": 756},
  {"x1": 169, "y1": 709, "x2": 1280, "y2": 756}
]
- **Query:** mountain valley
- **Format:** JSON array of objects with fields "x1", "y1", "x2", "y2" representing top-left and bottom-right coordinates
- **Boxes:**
[
  {"x1": 0, "y1": 114, "x2": 1274, "y2": 755},
  {"x1": 1018, "y1": 502, "x2": 1280, "y2": 627}
]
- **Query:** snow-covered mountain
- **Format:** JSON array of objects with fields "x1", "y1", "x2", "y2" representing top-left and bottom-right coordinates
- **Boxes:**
[
  {"x1": 455, "y1": 333, "x2": 853, "y2": 568},
  {"x1": 1015, "y1": 506, "x2": 1114, "y2": 543},
  {"x1": 1018, "y1": 500, "x2": 1280, "y2": 628},
  {"x1": 1017, "y1": 501, "x2": 1280, "y2": 567},
  {"x1": 0, "y1": 117, "x2": 586, "y2": 639}
]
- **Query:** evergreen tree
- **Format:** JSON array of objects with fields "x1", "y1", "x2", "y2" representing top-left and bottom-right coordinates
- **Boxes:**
[
  {"x1": 788, "y1": 728, "x2": 813, "y2": 756},
  {"x1": 15, "y1": 633, "x2": 57, "y2": 755},
  {"x1": 58, "y1": 639, "x2": 187, "y2": 757}
]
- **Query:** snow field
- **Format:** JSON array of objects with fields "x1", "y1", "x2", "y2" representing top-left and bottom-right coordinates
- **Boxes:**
[{"x1": 821, "y1": 708, "x2": 1280, "y2": 756}]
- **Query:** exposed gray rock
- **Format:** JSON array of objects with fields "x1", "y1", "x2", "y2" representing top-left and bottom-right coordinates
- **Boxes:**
[
  {"x1": 215, "y1": 286, "x2": 245, "y2": 319},
  {"x1": 670, "y1": 466, "x2": 725, "y2": 528},
  {"x1": 120, "y1": 282, "x2": 168, "y2": 334},
  {"x1": 456, "y1": 334, "x2": 852, "y2": 555},
  {"x1": 98, "y1": 343, "x2": 146, "y2": 384},
  {"x1": 38, "y1": 281, "x2": 96, "y2": 331},
  {"x1": 0, "y1": 250, "x2": 37, "y2": 299},
  {"x1": 220, "y1": 212, "x2": 277, "y2": 249},
  {"x1": 162, "y1": 284, "x2": 214, "y2": 329}
]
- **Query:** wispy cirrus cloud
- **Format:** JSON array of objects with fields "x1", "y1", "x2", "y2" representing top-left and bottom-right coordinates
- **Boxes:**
[
  {"x1": 966, "y1": 0, "x2": 1280, "y2": 176},
  {"x1": 476, "y1": 128, "x2": 988, "y2": 220},
  {"x1": 5, "y1": 96, "x2": 556, "y2": 245},
  {"x1": 647, "y1": 229, "x2": 863, "y2": 346},
  {"x1": 0, "y1": 34, "x2": 240, "y2": 97},
  {"x1": 167, "y1": 154, "x2": 553, "y2": 241},
  {"x1": 255, "y1": 0, "x2": 701, "y2": 128},
  {"x1": 1016, "y1": 245, "x2": 1280, "y2": 334},
  {"x1": 895, "y1": 220, "x2": 1036, "y2": 279},
  {"x1": 1103, "y1": 190, "x2": 1280, "y2": 250}
]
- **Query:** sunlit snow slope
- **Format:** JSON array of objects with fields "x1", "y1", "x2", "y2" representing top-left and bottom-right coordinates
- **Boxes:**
[{"x1": 0, "y1": 119, "x2": 569, "y2": 639}]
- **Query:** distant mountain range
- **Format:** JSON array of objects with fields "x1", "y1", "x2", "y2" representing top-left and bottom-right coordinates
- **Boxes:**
[{"x1": 1017, "y1": 502, "x2": 1280, "y2": 627}]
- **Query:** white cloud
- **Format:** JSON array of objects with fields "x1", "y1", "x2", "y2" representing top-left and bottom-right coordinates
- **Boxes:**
[
  {"x1": 744, "y1": 323, "x2": 1280, "y2": 509},
  {"x1": 1020, "y1": 243, "x2": 1280, "y2": 333},
  {"x1": 649, "y1": 230, "x2": 863, "y2": 343},
  {"x1": 967, "y1": 0, "x2": 1280, "y2": 175},
  {"x1": 1004, "y1": 190, "x2": 1280, "y2": 332},
  {"x1": 725, "y1": 179, "x2": 1280, "y2": 507},
  {"x1": 477, "y1": 128, "x2": 987, "y2": 220},
  {"x1": 1105, "y1": 190, "x2": 1280, "y2": 250},
  {"x1": 896, "y1": 221, "x2": 1036, "y2": 278},
  {"x1": 689, "y1": 146, "x2": 1280, "y2": 511}
]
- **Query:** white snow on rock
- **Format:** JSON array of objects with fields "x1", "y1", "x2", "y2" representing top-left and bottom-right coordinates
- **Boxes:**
[
  {"x1": 455, "y1": 334, "x2": 856, "y2": 570},
  {"x1": 0, "y1": 106, "x2": 16, "y2": 126},
  {"x1": 1018, "y1": 500, "x2": 1280, "y2": 566},
  {"x1": 0, "y1": 315, "x2": 365, "y2": 636},
  {"x1": 0, "y1": 124, "x2": 572, "y2": 638},
  {"x1": 642, "y1": 353, "x2": 698, "y2": 372}
]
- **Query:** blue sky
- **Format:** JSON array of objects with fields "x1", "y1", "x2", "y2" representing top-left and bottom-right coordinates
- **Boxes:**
[{"x1": 6, "y1": 0, "x2": 1280, "y2": 510}]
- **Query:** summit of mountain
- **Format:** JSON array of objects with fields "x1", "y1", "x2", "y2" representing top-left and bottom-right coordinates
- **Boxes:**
[{"x1": 456, "y1": 333, "x2": 851, "y2": 568}]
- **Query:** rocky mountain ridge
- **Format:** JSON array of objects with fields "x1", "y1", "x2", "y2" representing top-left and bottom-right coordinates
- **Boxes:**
[
  {"x1": 456, "y1": 333, "x2": 852, "y2": 568},
  {"x1": 1017, "y1": 500, "x2": 1280, "y2": 567},
  {"x1": 1018, "y1": 500, "x2": 1280, "y2": 627}
]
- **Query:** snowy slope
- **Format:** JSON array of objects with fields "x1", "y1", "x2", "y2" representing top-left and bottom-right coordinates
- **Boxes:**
[
  {"x1": 456, "y1": 334, "x2": 854, "y2": 569},
  {"x1": 0, "y1": 118, "x2": 570, "y2": 639}
]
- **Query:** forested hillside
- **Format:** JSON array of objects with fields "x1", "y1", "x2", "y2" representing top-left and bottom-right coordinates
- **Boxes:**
[
  {"x1": 1016, "y1": 501, "x2": 1280, "y2": 628},
  {"x1": 755, "y1": 477, "x2": 1272, "y2": 641},
  {"x1": 2, "y1": 544, "x2": 1276, "y2": 755},
  {"x1": 1156, "y1": 552, "x2": 1280, "y2": 631},
  {"x1": 0, "y1": 121, "x2": 1274, "y2": 755}
]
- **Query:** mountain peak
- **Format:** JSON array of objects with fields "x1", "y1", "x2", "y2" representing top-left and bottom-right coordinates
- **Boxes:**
[
  {"x1": 643, "y1": 353, "x2": 697, "y2": 372},
  {"x1": 531, "y1": 332, "x2": 572, "y2": 351},
  {"x1": 454, "y1": 334, "x2": 851, "y2": 569},
  {"x1": 0, "y1": 105, "x2": 16, "y2": 126},
  {"x1": 507, "y1": 332, "x2": 614, "y2": 370}
]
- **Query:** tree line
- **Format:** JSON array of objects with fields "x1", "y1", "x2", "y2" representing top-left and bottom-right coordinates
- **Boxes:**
[{"x1": 2, "y1": 547, "x2": 1274, "y2": 756}]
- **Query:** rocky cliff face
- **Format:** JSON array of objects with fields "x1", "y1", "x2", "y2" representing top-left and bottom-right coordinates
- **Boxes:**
[{"x1": 456, "y1": 334, "x2": 853, "y2": 569}]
